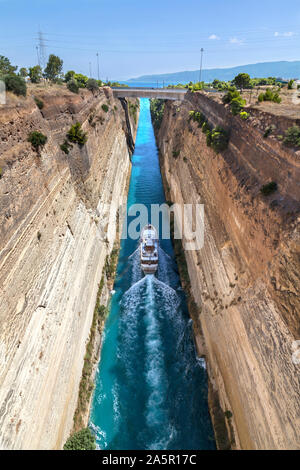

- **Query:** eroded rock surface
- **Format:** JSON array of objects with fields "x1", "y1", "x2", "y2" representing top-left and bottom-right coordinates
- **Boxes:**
[
  {"x1": 0, "y1": 87, "x2": 138, "y2": 449},
  {"x1": 156, "y1": 91, "x2": 300, "y2": 450}
]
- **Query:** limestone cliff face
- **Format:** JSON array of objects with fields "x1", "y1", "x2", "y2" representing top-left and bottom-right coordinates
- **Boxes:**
[
  {"x1": 0, "y1": 87, "x2": 138, "y2": 449},
  {"x1": 156, "y1": 91, "x2": 300, "y2": 450}
]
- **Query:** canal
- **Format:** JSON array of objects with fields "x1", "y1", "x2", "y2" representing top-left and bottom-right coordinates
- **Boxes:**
[{"x1": 89, "y1": 98, "x2": 215, "y2": 450}]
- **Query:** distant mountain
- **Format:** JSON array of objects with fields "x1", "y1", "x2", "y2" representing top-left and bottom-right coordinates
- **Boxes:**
[{"x1": 128, "y1": 61, "x2": 300, "y2": 84}]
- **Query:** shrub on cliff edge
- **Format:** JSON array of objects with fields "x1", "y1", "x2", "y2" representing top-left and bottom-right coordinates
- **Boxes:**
[
  {"x1": 86, "y1": 78, "x2": 99, "y2": 93},
  {"x1": 283, "y1": 126, "x2": 300, "y2": 148},
  {"x1": 67, "y1": 122, "x2": 88, "y2": 147},
  {"x1": 63, "y1": 428, "x2": 96, "y2": 450},
  {"x1": 210, "y1": 126, "x2": 230, "y2": 153},
  {"x1": 4, "y1": 74, "x2": 26, "y2": 96},
  {"x1": 28, "y1": 131, "x2": 47, "y2": 153},
  {"x1": 260, "y1": 182, "x2": 278, "y2": 196},
  {"x1": 67, "y1": 79, "x2": 79, "y2": 94}
]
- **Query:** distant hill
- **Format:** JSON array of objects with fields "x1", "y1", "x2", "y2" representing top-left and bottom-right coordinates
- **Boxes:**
[{"x1": 128, "y1": 61, "x2": 300, "y2": 84}]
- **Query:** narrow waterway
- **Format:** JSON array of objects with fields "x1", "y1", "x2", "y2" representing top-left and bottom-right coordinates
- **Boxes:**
[{"x1": 90, "y1": 98, "x2": 215, "y2": 450}]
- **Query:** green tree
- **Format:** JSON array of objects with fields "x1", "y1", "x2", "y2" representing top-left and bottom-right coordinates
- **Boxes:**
[
  {"x1": 65, "y1": 70, "x2": 76, "y2": 82},
  {"x1": 19, "y1": 67, "x2": 28, "y2": 78},
  {"x1": 233, "y1": 73, "x2": 251, "y2": 90},
  {"x1": 231, "y1": 97, "x2": 246, "y2": 115},
  {"x1": 29, "y1": 65, "x2": 43, "y2": 83},
  {"x1": 73, "y1": 73, "x2": 88, "y2": 88},
  {"x1": 63, "y1": 428, "x2": 96, "y2": 450},
  {"x1": 0, "y1": 55, "x2": 17, "y2": 76},
  {"x1": 44, "y1": 54, "x2": 63, "y2": 81},
  {"x1": 222, "y1": 86, "x2": 240, "y2": 104}
]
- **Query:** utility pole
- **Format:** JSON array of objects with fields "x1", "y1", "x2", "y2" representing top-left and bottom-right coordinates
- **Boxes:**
[
  {"x1": 199, "y1": 48, "x2": 204, "y2": 83},
  {"x1": 96, "y1": 52, "x2": 100, "y2": 81}
]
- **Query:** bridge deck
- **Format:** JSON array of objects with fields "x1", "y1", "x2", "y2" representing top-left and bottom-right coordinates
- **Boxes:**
[{"x1": 112, "y1": 87, "x2": 187, "y2": 101}]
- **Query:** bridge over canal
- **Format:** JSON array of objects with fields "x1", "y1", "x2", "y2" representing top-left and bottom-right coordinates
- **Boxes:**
[{"x1": 112, "y1": 87, "x2": 187, "y2": 101}]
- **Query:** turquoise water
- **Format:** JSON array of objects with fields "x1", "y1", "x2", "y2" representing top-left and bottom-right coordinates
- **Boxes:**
[{"x1": 89, "y1": 99, "x2": 215, "y2": 450}]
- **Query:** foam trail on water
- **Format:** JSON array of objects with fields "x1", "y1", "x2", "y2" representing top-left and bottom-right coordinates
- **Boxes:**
[
  {"x1": 128, "y1": 247, "x2": 143, "y2": 285},
  {"x1": 143, "y1": 275, "x2": 172, "y2": 449}
]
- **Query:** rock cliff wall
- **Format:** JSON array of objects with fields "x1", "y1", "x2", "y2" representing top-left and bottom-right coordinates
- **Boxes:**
[
  {"x1": 0, "y1": 87, "x2": 138, "y2": 449},
  {"x1": 156, "y1": 91, "x2": 300, "y2": 450}
]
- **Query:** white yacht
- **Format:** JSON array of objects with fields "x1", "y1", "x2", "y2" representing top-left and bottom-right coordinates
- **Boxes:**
[{"x1": 140, "y1": 224, "x2": 159, "y2": 275}]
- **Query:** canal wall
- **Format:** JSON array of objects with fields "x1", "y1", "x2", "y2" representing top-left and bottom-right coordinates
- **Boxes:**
[
  {"x1": 0, "y1": 87, "x2": 139, "y2": 449},
  {"x1": 155, "y1": 91, "x2": 300, "y2": 450}
]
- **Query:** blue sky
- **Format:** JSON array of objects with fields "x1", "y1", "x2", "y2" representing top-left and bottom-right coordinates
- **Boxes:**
[{"x1": 0, "y1": 0, "x2": 299, "y2": 80}]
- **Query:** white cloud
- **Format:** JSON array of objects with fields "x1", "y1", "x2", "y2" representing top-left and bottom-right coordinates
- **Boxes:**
[
  {"x1": 209, "y1": 34, "x2": 220, "y2": 40},
  {"x1": 274, "y1": 31, "x2": 296, "y2": 37},
  {"x1": 229, "y1": 37, "x2": 244, "y2": 45}
]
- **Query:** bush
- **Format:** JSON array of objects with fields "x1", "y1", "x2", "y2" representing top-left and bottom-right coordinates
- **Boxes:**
[
  {"x1": 4, "y1": 74, "x2": 26, "y2": 96},
  {"x1": 86, "y1": 78, "x2": 99, "y2": 92},
  {"x1": 28, "y1": 131, "x2": 47, "y2": 152},
  {"x1": 101, "y1": 104, "x2": 109, "y2": 113},
  {"x1": 67, "y1": 79, "x2": 79, "y2": 94},
  {"x1": 288, "y1": 80, "x2": 294, "y2": 90},
  {"x1": 260, "y1": 182, "x2": 278, "y2": 196},
  {"x1": 67, "y1": 122, "x2": 88, "y2": 147},
  {"x1": 189, "y1": 111, "x2": 206, "y2": 126},
  {"x1": 202, "y1": 121, "x2": 212, "y2": 134},
  {"x1": 222, "y1": 87, "x2": 240, "y2": 104},
  {"x1": 60, "y1": 140, "x2": 73, "y2": 154},
  {"x1": 34, "y1": 97, "x2": 44, "y2": 110},
  {"x1": 189, "y1": 81, "x2": 204, "y2": 92},
  {"x1": 231, "y1": 97, "x2": 246, "y2": 115},
  {"x1": 206, "y1": 131, "x2": 212, "y2": 147},
  {"x1": 240, "y1": 111, "x2": 249, "y2": 120},
  {"x1": 172, "y1": 149, "x2": 180, "y2": 159},
  {"x1": 63, "y1": 428, "x2": 96, "y2": 450},
  {"x1": 224, "y1": 410, "x2": 233, "y2": 420},
  {"x1": 73, "y1": 73, "x2": 88, "y2": 88},
  {"x1": 65, "y1": 70, "x2": 76, "y2": 82},
  {"x1": 283, "y1": 126, "x2": 300, "y2": 148},
  {"x1": 210, "y1": 126, "x2": 230, "y2": 153},
  {"x1": 258, "y1": 88, "x2": 281, "y2": 104}
]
